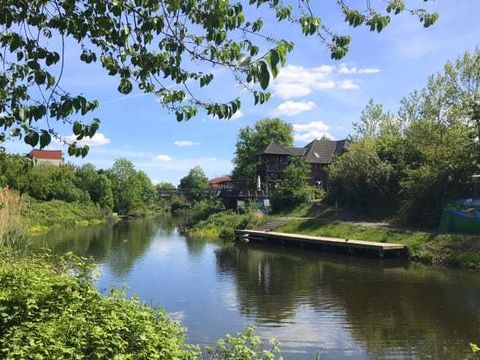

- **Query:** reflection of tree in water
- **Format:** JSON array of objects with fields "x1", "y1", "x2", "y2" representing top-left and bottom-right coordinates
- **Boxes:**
[
  {"x1": 38, "y1": 218, "x2": 170, "y2": 276},
  {"x1": 216, "y1": 244, "x2": 325, "y2": 323},
  {"x1": 216, "y1": 243, "x2": 480, "y2": 358},
  {"x1": 35, "y1": 224, "x2": 114, "y2": 261},
  {"x1": 104, "y1": 219, "x2": 160, "y2": 276}
]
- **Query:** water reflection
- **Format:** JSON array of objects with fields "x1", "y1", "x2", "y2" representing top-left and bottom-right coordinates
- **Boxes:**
[
  {"x1": 216, "y1": 243, "x2": 480, "y2": 359},
  {"x1": 38, "y1": 217, "x2": 480, "y2": 359}
]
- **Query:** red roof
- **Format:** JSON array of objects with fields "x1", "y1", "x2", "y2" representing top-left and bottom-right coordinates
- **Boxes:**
[
  {"x1": 209, "y1": 176, "x2": 232, "y2": 186},
  {"x1": 30, "y1": 149, "x2": 63, "y2": 160}
]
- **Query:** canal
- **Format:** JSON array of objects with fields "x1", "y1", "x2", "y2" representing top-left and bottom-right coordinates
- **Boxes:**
[{"x1": 36, "y1": 217, "x2": 480, "y2": 359}]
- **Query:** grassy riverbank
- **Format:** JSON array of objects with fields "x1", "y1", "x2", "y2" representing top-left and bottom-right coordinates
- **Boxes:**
[
  {"x1": 275, "y1": 208, "x2": 480, "y2": 269},
  {"x1": 188, "y1": 200, "x2": 480, "y2": 269},
  {"x1": 187, "y1": 210, "x2": 268, "y2": 239},
  {"x1": 23, "y1": 197, "x2": 108, "y2": 234}
]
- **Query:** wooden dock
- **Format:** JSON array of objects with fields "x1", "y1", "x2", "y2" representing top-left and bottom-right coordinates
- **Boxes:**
[{"x1": 235, "y1": 230, "x2": 408, "y2": 258}]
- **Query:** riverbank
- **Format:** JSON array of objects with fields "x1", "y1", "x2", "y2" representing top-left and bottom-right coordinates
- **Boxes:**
[
  {"x1": 189, "y1": 202, "x2": 480, "y2": 269},
  {"x1": 23, "y1": 197, "x2": 109, "y2": 234},
  {"x1": 276, "y1": 218, "x2": 480, "y2": 269},
  {"x1": 187, "y1": 210, "x2": 269, "y2": 239}
]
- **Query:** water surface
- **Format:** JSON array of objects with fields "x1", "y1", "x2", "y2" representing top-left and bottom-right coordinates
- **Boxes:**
[{"x1": 37, "y1": 218, "x2": 480, "y2": 359}]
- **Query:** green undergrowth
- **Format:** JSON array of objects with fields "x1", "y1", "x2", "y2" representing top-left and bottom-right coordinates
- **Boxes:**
[
  {"x1": 188, "y1": 210, "x2": 269, "y2": 239},
  {"x1": 23, "y1": 197, "x2": 108, "y2": 234},
  {"x1": 276, "y1": 219, "x2": 480, "y2": 269},
  {"x1": 0, "y1": 248, "x2": 283, "y2": 359}
]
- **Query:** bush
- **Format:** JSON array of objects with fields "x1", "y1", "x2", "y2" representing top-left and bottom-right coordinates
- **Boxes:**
[
  {"x1": 0, "y1": 251, "x2": 283, "y2": 359},
  {"x1": 0, "y1": 252, "x2": 199, "y2": 359},
  {"x1": 23, "y1": 197, "x2": 105, "y2": 232},
  {"x1": 271, "y1": 185, "x2": 323, "y2": 213},
  {"x1": 188, "y1": 211, "x2": 266, "y2": 239},
  {"x1": 189, "y1": 199, "x2": 224, "y2": 224}
]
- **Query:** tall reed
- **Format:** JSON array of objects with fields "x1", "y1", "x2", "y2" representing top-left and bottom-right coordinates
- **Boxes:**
[{"x1": 0, "y1": 187, "x2": 28, "y2": 250}]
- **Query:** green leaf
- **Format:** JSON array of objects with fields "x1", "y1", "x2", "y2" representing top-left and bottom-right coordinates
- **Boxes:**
[
  {"x1": 39, "y1": 131, "x2": 51, "y2": 149},
  {"x1": 24, "y1": 131, "x2": 39, "y2": 147},
  {"x1": 258, "y1": 61, "x2": 269, "y2": 90}
]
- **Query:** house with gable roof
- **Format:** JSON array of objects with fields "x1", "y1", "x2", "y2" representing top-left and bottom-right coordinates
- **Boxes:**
[
  {"x1": 256, "y1": 138, "x2": 348, "y2": 190},
  {"x1": 28, "y1": 149, "x2": 64, "y2": 166}
]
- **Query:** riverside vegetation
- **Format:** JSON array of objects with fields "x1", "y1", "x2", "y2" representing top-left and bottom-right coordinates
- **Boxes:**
[
  {"x1": 0, "y1": 188, "x2": 282, "y2": 359},
  {"x1": 0, "y1": 154, "x2": 172, "y2": 233}
]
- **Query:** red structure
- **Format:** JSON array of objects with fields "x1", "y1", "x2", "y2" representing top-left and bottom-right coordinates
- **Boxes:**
[
  {"x1": 29, "y1": 149, "x2": 64, "y2": 166},
  {"x1": 209, "y1": 176, "x2": 232, "y2": 189}
]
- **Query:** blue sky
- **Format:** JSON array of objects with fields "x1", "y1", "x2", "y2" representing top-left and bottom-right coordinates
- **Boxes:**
[{"x1": 5, "y1": 1, "x2": 480, "y2": 185}]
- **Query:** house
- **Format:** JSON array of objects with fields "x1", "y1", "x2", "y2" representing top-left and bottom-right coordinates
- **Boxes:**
[
  {"x1": 256, "y1": 138, "x2": 348, "y2": 190},
  {"x1": 28, "y1": 149, "x2": 64, "y2": 166},
  {"x1": 209, "y1": 176, "x2": 233, "y2": 189}
]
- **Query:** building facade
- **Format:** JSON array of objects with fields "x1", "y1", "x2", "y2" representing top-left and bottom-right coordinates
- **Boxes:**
[
  {"x1": 29, "y1": 149, "x2": 64, "y2": 166},
  {"x1": 256, "y1": 138, "x2": 348, "y2": 191}
]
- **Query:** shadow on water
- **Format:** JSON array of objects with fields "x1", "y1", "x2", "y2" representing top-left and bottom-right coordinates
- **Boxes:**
[
  {"x1": 216, "y1": 242, "x2": 480, "y2": 359},
  {"x1": 36, "y1": 217, "x2": 480, "y2": 359}
]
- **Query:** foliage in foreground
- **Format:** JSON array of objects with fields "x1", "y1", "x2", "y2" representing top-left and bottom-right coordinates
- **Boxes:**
[
  {"x1": 0, "y1": 0, "x2": 437, "y2": 154},
  {"x1": 0, "y1": 251, "x2": 199, "y2": 359},
  {"x1": 0, "y1": 249, "x2": 283, "y2": 359}
]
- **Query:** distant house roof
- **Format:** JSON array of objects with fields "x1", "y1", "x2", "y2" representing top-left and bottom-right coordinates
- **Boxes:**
[
  {"x1": 303, "y1": 139, "x2": 348, "y2": 164},
  {"x1": 286, "y1": 147, "x2": 306, "y2": 156},
  {"x1": 256, "y1": 139, "x2": 348, "y2": 164},
  {"x1": 256, "y1": 143, "x2": 291, "y2": 156},
  {"x1": 29, "y1": 149, "x2": 63, "y2": 160},
  {"x1": 209, "y1": 176, "x2": 232, "y2": 186}
]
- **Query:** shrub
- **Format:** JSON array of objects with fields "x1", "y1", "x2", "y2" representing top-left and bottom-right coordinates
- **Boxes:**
[
  {"x1": 189, "y1": 199, "x2": 224, "y2": 224},
  {"x1": 0, "y1": 251, "x2": 282, "y2": 359},
  {"x1": 189, "y1": 211, "x2": 266, "y2": 239},
  {"x1": 0, "y1": 252, "x2": 199, "y2": 359}
]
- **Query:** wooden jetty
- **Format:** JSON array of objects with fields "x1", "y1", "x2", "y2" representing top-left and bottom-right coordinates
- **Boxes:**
[{"x1": 235, "y1": 229, "x2": 408, "y2": 258}]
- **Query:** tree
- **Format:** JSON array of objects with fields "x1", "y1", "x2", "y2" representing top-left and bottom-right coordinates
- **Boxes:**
[
  {"x1": 272, "y1": 156, "x2": 320, "y2": 210},
  {"x1": 0, "y1": 1, "x2": 438, "y2": 155},
  {"x1": 232, "y1": 118, "x2": 293, "y2": 185},
  {"x1": 328, "y1": 138, "x2": 394, "y2": 211},
  {"x1": 136, "y1": 171, "x2": 156, "y2": 207},
  {"x1": 26, "y1": 164, "x2": 90, "y2": 202},
  {"x1": 107, "y1": 159, "x2": 142, "y2": 215},
  {"x1": 353, "y1": 99, "x2": 396, "y2": 139},
  {"x1": 179, "y1": 166, "x2": 209, "y2": 202}
]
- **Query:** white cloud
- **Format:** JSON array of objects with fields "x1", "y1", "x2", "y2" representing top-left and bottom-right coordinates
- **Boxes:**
[
  {"x1": 174, "y1": 140, "x2": 200, "y2": 147},
  {"x1": 293, "y1": 121, "x2": 332, "y2": 143},
  {"x1": 272, "y1": 65, "x2": 336, "y2": 99},
  {"x1": 273, "y1": 100, "x2": 317, "y2": 116},
  {"x1": 338, "y1": 64, "x2": 381, "y2": 74},
  {"x1": 230, "y1": 110, "x2": 243, "y2": 120},
  {"x1": 338, "y1": 80, "x2": 360, "y2": 90},
  {"x1": 272, "y1": 64, "x2": 373, "y2": 99},
  {"x1": 63, "y1": 132, "x2": 111, "y2": 146},
  {"x1": 153, "y1": 154, "x2": 173, "y2": 163}
]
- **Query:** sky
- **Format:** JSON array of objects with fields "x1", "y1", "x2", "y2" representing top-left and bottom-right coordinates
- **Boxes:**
[{"x1": 4, "y1": 0, "x2": 480, "y2": 185}]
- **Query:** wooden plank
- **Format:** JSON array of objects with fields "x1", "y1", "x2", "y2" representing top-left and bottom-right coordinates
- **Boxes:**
[{"x1": 235, "y1": 229, "x2": 407, "y2": 252}]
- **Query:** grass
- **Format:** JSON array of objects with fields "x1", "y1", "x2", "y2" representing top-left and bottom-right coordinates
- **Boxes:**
[
  {"x1": 188, "y1": 210, "x2": 269, "y2": 239},
  {"x1": 276, "y1": 215, "x2": 480, "y2": 269},
  {"x1": 22, "y1": 197, "x2": 108, "y2": 234}
]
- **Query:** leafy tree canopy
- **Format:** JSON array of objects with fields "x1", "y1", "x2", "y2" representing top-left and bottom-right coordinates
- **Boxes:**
[
  {"x1": 232, "y1": 117, "x2": 293, "y2": 183},
  {"x1": 179, "y1": 166, "x2": 209, "y2": 202},
  {"x1": 0, "y1": 0, "x2": 437, "y2": 156}
]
